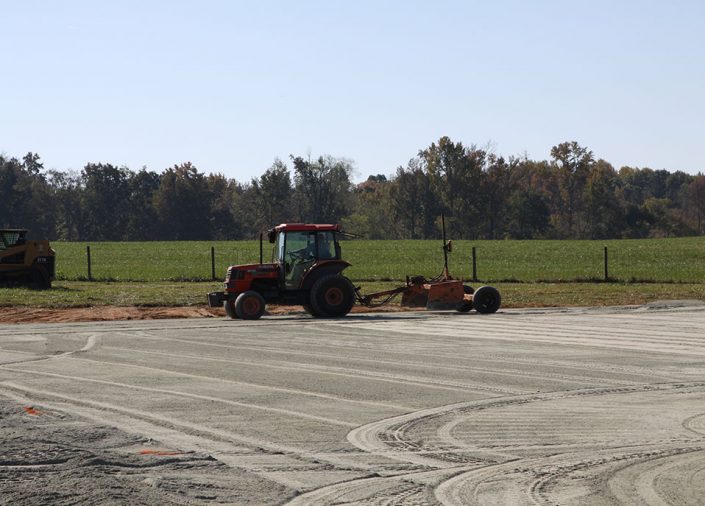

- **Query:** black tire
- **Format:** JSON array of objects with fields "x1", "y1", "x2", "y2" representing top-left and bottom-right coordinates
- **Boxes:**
[
  {"x1": 302, "y1": 304, "x2": 321, "y2": 317},
  {"x1": 224, "y1": 297, "x2": 237, "y2": 319},
  {"x1": 30, "y1": 267, "x2": 51, "y2": 290},
  {"x1": 309, "y1": 274, "x2": 355, "y2": 318},
  {"x1": 234, "y1": 290, "x2": 266, "y2": 320},
  {"x1": 457, "y1": 301, "x2": 473, "y2": 312},
  {"x1": 473, "y1": 285, "x2": 501, "y2": 314}
]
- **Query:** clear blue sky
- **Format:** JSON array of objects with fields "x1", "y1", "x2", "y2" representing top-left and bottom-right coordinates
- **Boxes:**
[{"x1": 3, "y1": 0, "x2": 704, "y2": 181}]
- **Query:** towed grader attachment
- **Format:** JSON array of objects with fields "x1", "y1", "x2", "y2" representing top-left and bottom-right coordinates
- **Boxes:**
[
  {"x1": 356, "y1": 267, "x2": 501, "y2": 314},
  {"x1": 355, "y1": 216, "x2": 501, "y2": 314}
]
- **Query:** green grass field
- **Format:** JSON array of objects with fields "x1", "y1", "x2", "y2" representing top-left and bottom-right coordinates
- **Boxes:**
[
  {"x1": 1, "y1": 237, "x2": 702, "y2": 309},
  {"x1": 51, "y1": 237, "x2": 705, "y2": 283}
]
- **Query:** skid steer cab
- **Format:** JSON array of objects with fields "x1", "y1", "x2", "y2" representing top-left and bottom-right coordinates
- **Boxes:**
[{"x1": 208, "y1": 223, "x2": 356, "y2": 319}]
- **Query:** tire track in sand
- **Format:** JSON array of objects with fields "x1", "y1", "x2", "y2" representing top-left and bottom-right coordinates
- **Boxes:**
[
  {"x1": 0, "y1": 366, "x2": 355, "y2": 428},
  {"x1": 0, "y1": 382, "x2": 381, "y2": 487},
  {"x1": 316, "y1": 383, "x2": 705, "y2": 505},
  {"x1": 106, "y1": 335, "x2": 521, "y2": 396},
  {"x1": 606, "y1": 449, "x2": 705, "y2": 506}
]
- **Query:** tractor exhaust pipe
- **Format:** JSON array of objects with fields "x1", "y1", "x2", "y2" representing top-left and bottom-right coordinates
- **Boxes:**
[{"x1": 259, "y1": 232, "x2": 263, "y2": 264}]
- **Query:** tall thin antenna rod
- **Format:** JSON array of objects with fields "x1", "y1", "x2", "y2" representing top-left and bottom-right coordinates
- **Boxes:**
[{"x1": 442, "y1": 213, "x2": 449, "y2": 276}]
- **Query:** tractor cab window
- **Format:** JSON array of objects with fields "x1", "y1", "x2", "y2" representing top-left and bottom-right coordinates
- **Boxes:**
[
  {"x1": 281, "y1": 230, "x2": 341, "y2": 289},
  {"x1": 286, "y1": 232, "x2": 316, "y2": 261},
  {"x1": 283, "y1": 231, "x2": 317, "y2": 289},
  {"x1": 273, "y1": 232, "x2": 285, "y2": 264},
  {"x1": 316, "y1": 232, "x2": 337, "y2": 259}
]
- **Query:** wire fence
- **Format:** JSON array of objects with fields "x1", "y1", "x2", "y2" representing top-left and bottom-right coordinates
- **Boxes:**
[{"x1": 51, "y1": 238, "x2": 705, "y2": 284}]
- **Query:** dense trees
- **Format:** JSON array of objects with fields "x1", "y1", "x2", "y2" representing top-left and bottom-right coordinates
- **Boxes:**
[
  {"x1": 1, "y1": 138, "x2": 703, "y2": 240},
  {"x1": 389, "y1": 161, "x2": 436, "y2": 239},
  {"x1": 292, "y1": 155, "x2": 353, "y2": 224},
  {"x1": 248, "y1": 159, "x2": 293, "y2": 232},
  {"x1": 152, "y1": 163, "x2": 212, "y2": 240},
  {"x1": 81, "y1": 163, "x2": 132, "y2": 240},
  {"x1": 688, "y1": 176, "x2": 705, "y2": 235},
  {"x1": 1, "y1": 153, "x2": 56, "y2": 238}
]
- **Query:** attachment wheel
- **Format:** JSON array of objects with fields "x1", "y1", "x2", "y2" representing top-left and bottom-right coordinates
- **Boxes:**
[{"x1": 473, "y1": 285, "x2": 501, "y2": 314}]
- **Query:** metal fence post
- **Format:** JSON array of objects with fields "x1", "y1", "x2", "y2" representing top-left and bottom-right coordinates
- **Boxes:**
[
  {"x1": 211, "y1": 246, "x2": 216, "y2": 281},
  {"x1": 86, "y1": 245, "x2": 92, "y2": 281},
  {"x1": 604, "y1": 246, "x2": 608, "y2": 281},
  {"x1": 472, "y1": 247, "x2": 477, "y2": 282}
]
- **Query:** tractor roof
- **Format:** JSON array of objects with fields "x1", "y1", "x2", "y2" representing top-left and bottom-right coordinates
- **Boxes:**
[{"x1": 272, "y1": 223, "x2": 341, "y2": 233}]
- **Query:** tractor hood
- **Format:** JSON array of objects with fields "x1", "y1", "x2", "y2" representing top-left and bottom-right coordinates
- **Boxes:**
[
  {"x1": 224, "y1": 263, "x2": 280, "y2": 292},
  {"x1": 229, "y1": 263, "x2": 278, "y2": 271},
  {"x1": 227, "y1": 263, "x2": 278, "y2": 277}
]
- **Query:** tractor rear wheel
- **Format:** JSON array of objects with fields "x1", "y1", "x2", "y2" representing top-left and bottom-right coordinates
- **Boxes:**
[
  {"x1": 224, "y1": 297, "x2": 237, "y2": 319},
  {"x1": 235, "y1": 291, "x2": 266, "y2": 320},
  {"x1": 309, "y1": 274, "x2": 355, "y2": 318},
  {"x1": 473, "y1": 286, "x2": 501, "y2": 314},
  {"x1": 302, "y1": 304, "x2": 321, "y2": 317}
]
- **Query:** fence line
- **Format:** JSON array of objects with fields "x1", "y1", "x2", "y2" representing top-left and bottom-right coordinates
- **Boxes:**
[{"x1": 58, "y1": 243, "x2": 695, "y2": 284}]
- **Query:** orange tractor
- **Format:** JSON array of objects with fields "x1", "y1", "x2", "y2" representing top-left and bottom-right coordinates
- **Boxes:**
[{"x1": 207, "y1": 221, "x2": 501, "y2": 319}]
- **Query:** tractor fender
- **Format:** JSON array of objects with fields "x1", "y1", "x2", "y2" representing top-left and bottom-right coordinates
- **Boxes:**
[{"x1": 301, "y1": 260, "x2": 351, "y2": 290}]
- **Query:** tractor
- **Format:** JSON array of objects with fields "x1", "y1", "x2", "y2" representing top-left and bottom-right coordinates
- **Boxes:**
[
  {"x1": 0, "y1": 229, "x2": 56, "y2": 289},
  {"x1": 208, "y1": 223, "x2": 356, "y2": 319},
  {"x1": 208, "y1": 221, "x2": 502, "y2": 320}
]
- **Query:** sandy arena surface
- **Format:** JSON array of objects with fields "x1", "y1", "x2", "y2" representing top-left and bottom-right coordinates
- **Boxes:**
[{"x1": 1, "y1": 302, "x2": 705, "y2": 504}]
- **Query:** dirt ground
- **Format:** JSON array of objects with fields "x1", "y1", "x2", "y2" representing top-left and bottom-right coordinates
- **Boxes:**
[
  {"x1": 0, "y1": 304, "x2": 408, "y2": 324},
  {"x1": 0, "y1": 306, "x2": 221, "y2": 324}
]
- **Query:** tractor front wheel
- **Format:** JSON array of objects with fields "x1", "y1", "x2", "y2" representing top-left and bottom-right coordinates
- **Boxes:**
[
  {"x1": 309, "y1": 275, "x2": 355, "y2": 318},
  {"x1": 224, "y1": 297, "x2": 237, "y2": 319},
  {"x1": 473, "y1": 286, "x2": 501, "y2": 314},
  {"x1": 234, "y1": 291, "x2": 266, "y2": 320}
]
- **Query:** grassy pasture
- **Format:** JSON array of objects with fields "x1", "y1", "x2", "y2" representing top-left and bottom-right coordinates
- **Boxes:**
[
  {"x1": 3, "y1": 237, "x2": 701, "y2": 310},
  {"x1": 52, "y1": 237, "x2": 705, "y2": 283}
]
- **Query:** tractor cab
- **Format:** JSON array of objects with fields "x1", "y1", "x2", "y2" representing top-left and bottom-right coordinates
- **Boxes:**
[{"x1": 269, "y1": 223, "x2": 342, "y2": 289}]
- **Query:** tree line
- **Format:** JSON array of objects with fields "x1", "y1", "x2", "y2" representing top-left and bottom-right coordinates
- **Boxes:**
[{"x1": 2, "y1": 138, "x2": 704, "y2": 241}]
